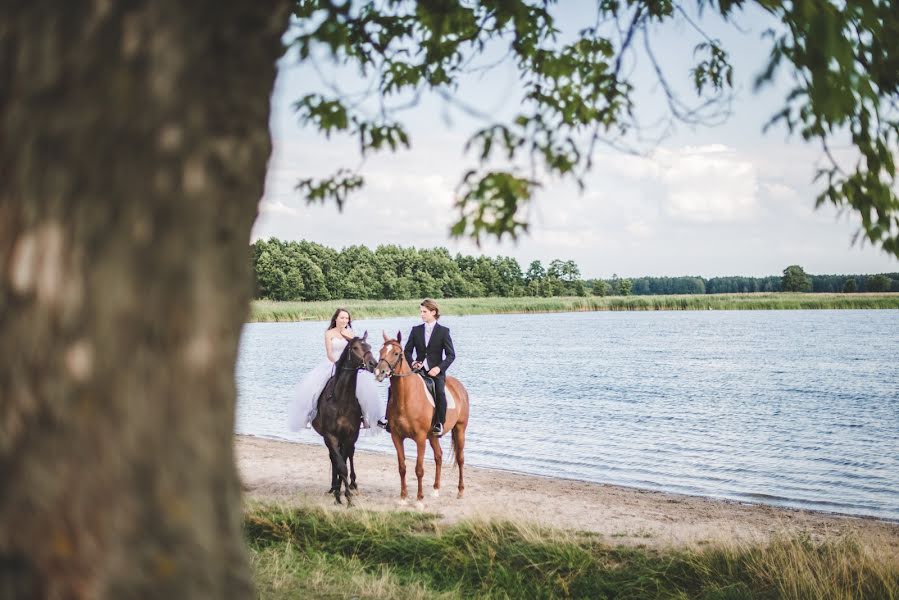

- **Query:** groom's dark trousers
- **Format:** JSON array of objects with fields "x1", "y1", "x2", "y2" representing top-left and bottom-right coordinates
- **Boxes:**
[{"x1": 404, "y1": 322, "x2": 455, "y2": 427}]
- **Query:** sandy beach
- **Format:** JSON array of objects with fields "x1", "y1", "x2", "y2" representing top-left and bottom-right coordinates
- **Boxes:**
[{"x1": 237, "y1": 435, "x2": 899, "y2": 553}]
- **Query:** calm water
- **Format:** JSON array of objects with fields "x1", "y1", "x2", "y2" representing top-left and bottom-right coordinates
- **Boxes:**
[{"x1": 236, "y1": 310, "x2": 899, "y2": 520}]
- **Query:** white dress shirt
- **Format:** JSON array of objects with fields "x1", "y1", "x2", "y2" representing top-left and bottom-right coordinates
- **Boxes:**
[{"x1": 423, "y1": 322, "x2": 436, "y2": 369}]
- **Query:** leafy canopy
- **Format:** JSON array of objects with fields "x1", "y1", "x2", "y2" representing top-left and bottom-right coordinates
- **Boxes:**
[
  {"x1": 289, "y1": 0, "x2": 899, "y2": 256},
  {"x1": 782, "y1": 263, "x2": 812, "y2": 292}
]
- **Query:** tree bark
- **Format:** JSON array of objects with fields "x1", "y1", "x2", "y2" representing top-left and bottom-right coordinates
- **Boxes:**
[{"x1": 0, "y1": 2, "x2": 288, "y2": 597}]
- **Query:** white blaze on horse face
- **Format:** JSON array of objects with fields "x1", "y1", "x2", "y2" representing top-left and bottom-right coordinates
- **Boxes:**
[{"x1": 375, "y1": 347, "x2": 397, "y2": 380}]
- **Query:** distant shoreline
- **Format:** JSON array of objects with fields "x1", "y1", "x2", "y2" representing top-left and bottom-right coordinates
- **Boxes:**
[{"x1": 249, "y1": 292, "x2": 899, "y2": 322}]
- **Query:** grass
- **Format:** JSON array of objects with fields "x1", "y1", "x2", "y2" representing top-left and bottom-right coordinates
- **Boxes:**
[
  {"x1": 249, "y1": 293, "x2": 899, "y2": 322},
  {"x1": 245, "y1": 503, "x2": 899, "y2": 599}
]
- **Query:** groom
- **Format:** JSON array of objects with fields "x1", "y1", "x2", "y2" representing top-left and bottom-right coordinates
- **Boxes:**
[{"x1": 378, "y1": 298, "x2": 456, "y2": 435}]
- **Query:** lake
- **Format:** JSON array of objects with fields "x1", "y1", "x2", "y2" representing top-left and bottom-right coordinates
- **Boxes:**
[{"x1": 236, "y1": 310, "x2": 899, "y2": 520}]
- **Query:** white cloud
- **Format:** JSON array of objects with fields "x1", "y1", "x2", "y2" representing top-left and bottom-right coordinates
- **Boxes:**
[
  {"x1": 258, "y1": 199, "x2": 303, "y2": 217},
  {"x1": 655, "y1": 145, "x2": 759, "y2": 223},
  {"x1": 762, "y1": 181, "x2": 799, "y2": 202},
  {"x1": 254, "y1": 128, "x2": 898, "y2": 277},
  {"x1": 588, "y1": 144, "x2": 761, "y2": 224},
  {"x1": 625, "y1": 219, "x2": 653, "y2": 238},
  {"x1": 598, "y1": 152, "x2": 660, "y2": 179},
  {"x1": 253, "y1": 139, "x2": 466, "y2": 248},
  {"x1": 684, "y1": 144, "x2": 730, "y2": 154}
]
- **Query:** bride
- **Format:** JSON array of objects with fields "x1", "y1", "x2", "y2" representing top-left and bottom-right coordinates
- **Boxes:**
[{"x1": 287, "y1": 307, "x2": 383, "y2": 433}]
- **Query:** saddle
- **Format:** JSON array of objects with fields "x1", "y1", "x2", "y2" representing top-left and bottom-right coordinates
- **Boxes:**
[
  {"x1": 415, "y1": 372, "x2": 455, "y2": 409},
  {"x1": 382, "y1": 372, "x2": 456, "y2": 434},
  {"x1": 420, "y1": 374, "x2": 437, "y2": 402}
]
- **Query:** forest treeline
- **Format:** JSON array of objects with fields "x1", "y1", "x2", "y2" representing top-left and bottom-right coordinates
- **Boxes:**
[{"x1": 252, "y1": 238, "x2": 899, "y2": 301}]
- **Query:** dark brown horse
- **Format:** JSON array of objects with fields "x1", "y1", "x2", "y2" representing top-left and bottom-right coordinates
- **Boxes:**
[
  {"x1": 311, "y1": 332, "x2": 377, "y2": 506},
  {"x1": 374, "y1": 331, "x2": 469, "y2": 506}
]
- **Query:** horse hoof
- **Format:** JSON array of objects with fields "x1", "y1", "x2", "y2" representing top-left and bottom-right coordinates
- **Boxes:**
[
  {"x1": 414, "y1": 501, "x2": 425, "y2": 511},
  {"x1": 457, "y1": 492, "x2": 464, "y2": 499},
  {"x1": 396, "y1": 498, "x2": 409, "y2": 507},
  {"x1": 431, "y1": 489, "x2": 440, "y2": 498},
  {"x1": 349, "y1": 482, "x2": 358, "y2": 490}
]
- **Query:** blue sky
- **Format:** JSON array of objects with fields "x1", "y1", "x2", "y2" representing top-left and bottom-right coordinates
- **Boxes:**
[{"x1": 253, "y1": 2, "x2": 898, "y2": 278}]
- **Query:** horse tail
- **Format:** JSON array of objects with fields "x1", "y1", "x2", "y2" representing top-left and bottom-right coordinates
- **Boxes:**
[{"x1": 448, "y1": 381, "x2": 467, "y2": 470}]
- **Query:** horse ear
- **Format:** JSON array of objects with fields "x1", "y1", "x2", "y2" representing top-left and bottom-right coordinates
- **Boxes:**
[
  {"x1": 397, "y1": 330, "x2": 402, "y2": 344},
  {"x1": 382, "y1": 330, "x2": 389, "y2": 342},
  {"x1": 362, "y1": 330, "x2": 368, "y2": 340}
]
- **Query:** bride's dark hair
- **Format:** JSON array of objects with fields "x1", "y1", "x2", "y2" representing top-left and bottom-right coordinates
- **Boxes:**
[{"x1": 328, "y1": 307, "x2": 353, "y2": 331}]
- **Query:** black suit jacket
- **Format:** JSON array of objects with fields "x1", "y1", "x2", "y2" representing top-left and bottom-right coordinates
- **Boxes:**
[{"x1": 404, "y1": 322, "x2": 455, "y2": 374}]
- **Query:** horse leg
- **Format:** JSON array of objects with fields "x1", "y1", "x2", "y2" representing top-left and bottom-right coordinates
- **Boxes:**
[
  {"x1": 325, "y1": 438, "x2": 339, "y2": 494},
  {"x1": 328, "y1": 461, "x2": 339, "y2": 494},
  {"x1": 323, "y1": 435, "x2": 349, "y2": 505},
  {"x1": 414, "y1": 435, "x2": 427, "y2": 504},
  {"x1": 428, "y1": 435, "x2": 443, "y2": 498},
  {"x1": 347, "y1": 441, "x2": 358, "y2": 490},
  {"x1": 391, "y1": 433, "x2": 408, "y2": 503},
  {"x1": 340, "y1": 441, "x2": 353, "y2": 507},
  {"x1": 452, "y1": 425, "x2": 466, "y2": 499}
]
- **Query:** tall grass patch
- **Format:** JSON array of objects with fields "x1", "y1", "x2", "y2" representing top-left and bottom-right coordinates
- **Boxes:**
[
  {"x1": 245, "y1": 503, "x2": 898, "y2": 599},
  {"x1": 250, "y1": 294, "x2": 899, "y2": 322}
]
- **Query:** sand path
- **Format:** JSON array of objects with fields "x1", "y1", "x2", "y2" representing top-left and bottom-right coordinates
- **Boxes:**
[{"x1": 237, "y1": 435, "x2": 899, "y2": 552}]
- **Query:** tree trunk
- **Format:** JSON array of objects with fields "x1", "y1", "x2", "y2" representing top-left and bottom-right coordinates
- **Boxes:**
[{"x1": 0, "y1": 2, "x2": 288, "y2": 597}]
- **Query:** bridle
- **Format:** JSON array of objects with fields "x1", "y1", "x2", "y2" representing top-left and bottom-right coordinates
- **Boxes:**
[
  {"x1": 376, "y1": 341, "x2": 418, "y2": 378},
  {"x1": 341, "y1": 341, "x2": 375, "y2": 372},
  {"x1": 322, "y1": 341, "x2": 373, "y2": 403}
]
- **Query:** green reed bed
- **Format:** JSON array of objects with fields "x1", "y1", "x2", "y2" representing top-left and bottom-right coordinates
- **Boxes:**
[
  {"x1": 250, "y1": 293, "x2": 899, "y2": 322},
  {"x1": 245, "y1": 503, "x2": 898, "y2": 600}
]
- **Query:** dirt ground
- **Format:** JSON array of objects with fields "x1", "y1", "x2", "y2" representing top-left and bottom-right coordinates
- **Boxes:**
[{"x1": 237, "y1": 434, "x2": 899, "y2": 552}]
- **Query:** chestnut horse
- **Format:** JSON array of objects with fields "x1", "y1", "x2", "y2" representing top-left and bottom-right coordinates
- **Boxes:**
[
  {"x1": 311, "y1": 332, "x2": 377, "y2": 506},
  {"x1": 374, "y1": 331, "x2": 469, "y2": 505}
]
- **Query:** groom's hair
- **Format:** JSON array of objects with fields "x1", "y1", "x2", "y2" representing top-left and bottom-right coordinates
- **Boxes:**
[{"x1": 421, "y1": 298, "x2": 440, "y2": 319}]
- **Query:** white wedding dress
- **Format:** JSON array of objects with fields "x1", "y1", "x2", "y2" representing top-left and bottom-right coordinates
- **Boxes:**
[{"x1": 287, "y1": 336, "x2": 383, "y2": 435}]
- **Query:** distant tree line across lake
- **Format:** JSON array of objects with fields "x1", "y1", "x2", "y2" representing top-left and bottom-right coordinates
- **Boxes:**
[{"x1": 251, "y1": 238, "x2": 899, "y2": 301}]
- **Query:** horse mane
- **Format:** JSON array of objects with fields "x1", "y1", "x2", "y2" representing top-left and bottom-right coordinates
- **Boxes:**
[{"x1": 333, "y1": 337, "x2": 356, "y2": 372}]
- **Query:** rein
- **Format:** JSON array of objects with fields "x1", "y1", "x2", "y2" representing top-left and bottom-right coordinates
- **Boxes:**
[{"x1": 377, "y1": 343, "x2": 420, "y2": 378}]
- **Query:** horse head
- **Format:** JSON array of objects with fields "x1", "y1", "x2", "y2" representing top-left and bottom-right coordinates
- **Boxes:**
[
  {"x1": 347, "y1": 331, "x2": 376, "y2": 372},
  {"x1": 374, "y1": 330, "x2": 404, "y2": 382}
]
